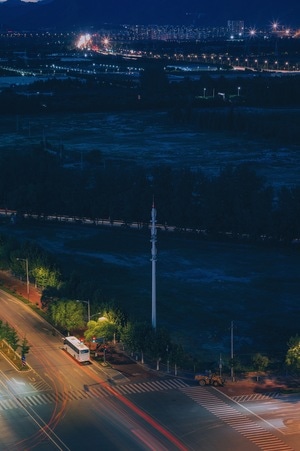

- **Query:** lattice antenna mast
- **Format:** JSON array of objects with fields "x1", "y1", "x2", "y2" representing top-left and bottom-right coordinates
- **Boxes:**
[{"x1": 150, "y1": 201, "x2": 157, "y2": 329}]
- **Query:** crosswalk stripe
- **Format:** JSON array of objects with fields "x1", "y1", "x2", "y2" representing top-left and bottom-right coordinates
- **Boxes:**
[
  {"x1": 0, "y1": 378, "x2": 189, "y2": 412},
  {"x1": 166, "y1": 379, "x2": 185, "y2": 389},
  {"x1": 181, "y1": 387, "x2": 293, "y2": 451},
  {"x1": 0, "y1": 398, "x2": 18, "y2": 410},
  {"x1": 150, "y1": 381, "x2": 166, "y2": 390},
  {"x1": 23, "y1": 396, "x2": 36, "y2": 406},
  {"x1": 45, "y1": 392, "x2": 58, "y2": 402},
  {"x1": 130, "y1": 383, "x2": 148, "y2": 393},
  {"x1": 157, "y1": 380, "x2": 173, "y2": 389},
  {"x1": 114, "y1": 378, "x2": 189, "y2": 395},
  {"x1": 232, "y1": 392, "x2": 281, "y2": 402},
  {"x1": 117, "y1": 385, "x2": 132, "y2": 394},
  {"x1": 121, "y1": 384, "x2": 139, "y2": 394},
  {"x1": 90, "y1": 387, "x2": 109, "y2": 398},
  {"x1": 37, "y1": 393, "x2": 51, "y2": 404},
  {"x1": 141, "y1": 382, "x2": 157, "y2": 391}
]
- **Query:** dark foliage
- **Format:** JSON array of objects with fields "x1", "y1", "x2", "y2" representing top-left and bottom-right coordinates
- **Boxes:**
[{"x1": 0, "y1": 144, "x2": 299, "y2": 243}]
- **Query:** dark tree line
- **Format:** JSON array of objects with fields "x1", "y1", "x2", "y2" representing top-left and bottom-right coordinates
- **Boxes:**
[
  {"x1": 0, "y1": 147, "x2": 299, "y2": 243},
  {"x1": 1, "y1": 64, "x2": 300, "y2": 117}
]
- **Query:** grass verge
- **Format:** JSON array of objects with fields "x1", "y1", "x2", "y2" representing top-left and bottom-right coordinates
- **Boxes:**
[{"x1": 0, "y1": 340, "x2": 29, "y2": 371}]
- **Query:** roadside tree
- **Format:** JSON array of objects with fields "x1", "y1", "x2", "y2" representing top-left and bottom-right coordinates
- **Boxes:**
[
  {"x1": 121, "y1": 321, "x2": 153, "y2": 364},
  {"x1": 49, "y1": 300, "x2": 85, "y2": 333},
  {"x1": 20, "y1": 337, "x2": 30, "y2": 359},
  {"x1": 286, "y1": 334, "x2": 300, "y2": 372},
  {"x1": 168, "y1": 343, "x2": 185, "y2": 375},
  {"x1": 252, "y1": 353, "x2": 269, "y2": 372},
  {"x1": 147, "y1": 327, "x2": 171, "y2": 371},
  {"x1": 84, "y1": 318, "x2": 116, "y2": 343}
]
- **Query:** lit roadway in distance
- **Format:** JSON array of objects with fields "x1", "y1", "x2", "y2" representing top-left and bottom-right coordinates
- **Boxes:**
[{"x1": 0, "y1": 289, "x2": 299, "y2": 450}]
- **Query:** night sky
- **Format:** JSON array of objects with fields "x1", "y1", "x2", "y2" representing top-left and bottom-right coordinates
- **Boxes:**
[{"x1": 0, "y1": 0, "x2": 299, "y2": 27}]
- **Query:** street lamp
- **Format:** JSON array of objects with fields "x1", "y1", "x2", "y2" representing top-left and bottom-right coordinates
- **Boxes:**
[
  {"x1": 166, "y1": 345, "x2": 170, "y2": 373},
  {"x1": 76, "y1": 299, "x2": 90, "y2": 322},
  {"x1": 203, "y1": 87, "x2": 206, "y2": 98},
  {"x1": 230, "y1": 320, "x2": 234, "y2": 381},
  {"x1": 16, "y1": 258, "x2": 29, "y2": 299},
  {"x1": 237, "y1": 86, "x2": 241, "y2": 96}
]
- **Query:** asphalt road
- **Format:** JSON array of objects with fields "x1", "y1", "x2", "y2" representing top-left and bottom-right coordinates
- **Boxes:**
[{"x1": 0, "y1": 289, "x2": 299, "y2": 450}]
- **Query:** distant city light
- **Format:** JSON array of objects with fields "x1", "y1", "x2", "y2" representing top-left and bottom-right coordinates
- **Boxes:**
[{"x1": 76, "y1": 34, "x2": 91, "y2": 49}]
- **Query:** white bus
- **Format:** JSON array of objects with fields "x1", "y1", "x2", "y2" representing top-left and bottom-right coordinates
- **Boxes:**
[{"x1": 63, "y1": 336, "x2": 90, "y2": 363}]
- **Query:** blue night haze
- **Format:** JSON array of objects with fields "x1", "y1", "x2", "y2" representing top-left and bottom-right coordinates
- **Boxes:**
[{"x1": 0, "y1": 0, "x2": 299, "y2": 28}]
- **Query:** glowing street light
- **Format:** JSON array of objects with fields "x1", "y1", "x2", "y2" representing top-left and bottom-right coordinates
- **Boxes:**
[
  {"x1": 272, "y1": 21, "x2": 279, "y2": 32},
  {"x1": 16, "y1": 258, "x2": 29, "y2": 299},
  {"x1": 203, "y1": 87, "x2": 207, "y2": 98},
  {"x1": 237, "y1": 86, "x2": 241, "y2": 96}
]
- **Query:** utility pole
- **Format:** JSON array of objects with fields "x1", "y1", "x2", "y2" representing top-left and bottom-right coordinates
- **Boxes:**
[
  {"x1": 230, "y1": 320, "x2": 234, "y2": 381},
  {"x1": 151, "y1": 201, "x2": 157, "y2": 330},
  {"x1": 16, "y1": 257, "x2": 29, "y2": 300}
]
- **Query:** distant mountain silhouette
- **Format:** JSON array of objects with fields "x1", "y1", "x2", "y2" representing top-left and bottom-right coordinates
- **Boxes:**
[{"x1": 0, "y1": 0, "x2": 299, "y2": 30}]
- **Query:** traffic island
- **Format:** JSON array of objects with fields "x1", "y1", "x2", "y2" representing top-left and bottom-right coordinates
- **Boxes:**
[{"x1": 0, "y1": 340, "x2": 30, "y2": 371}]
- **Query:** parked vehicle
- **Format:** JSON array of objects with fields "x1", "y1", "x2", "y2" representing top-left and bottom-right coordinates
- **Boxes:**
[{"x1": 195, "y1": 373, "x2": 225, "y2": 386}]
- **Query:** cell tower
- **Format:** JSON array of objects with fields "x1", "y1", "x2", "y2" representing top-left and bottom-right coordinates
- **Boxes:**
[{"x1": 150, "y1": 201, "x2": 157, "y2": 329}]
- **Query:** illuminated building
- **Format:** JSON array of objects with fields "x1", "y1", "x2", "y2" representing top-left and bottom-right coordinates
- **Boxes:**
[{"x1": 227, "y1": 20, "x2": 245, "y2": 39}]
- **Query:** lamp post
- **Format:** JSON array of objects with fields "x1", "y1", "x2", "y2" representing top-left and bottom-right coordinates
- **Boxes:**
[
  {"x1": 16, "y1": 258, "x2": 29, "y2": 299},
  {"x1": 237, "y1": 86, "x2": 241, "y2": 96},
  {"x1": 230, "y1": 320, "x2": 234, "y2": 381},
  {"x1": 76, "y1": 300, "x2": 90, "y2": 322},
  {"x1": 166, "y1": 345, "x2": 170, "y2": 373}
]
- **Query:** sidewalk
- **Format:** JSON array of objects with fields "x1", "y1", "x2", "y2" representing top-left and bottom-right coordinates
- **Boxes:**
[{"x1": 0, "y1": 270, "x2": 42, "y2": 308}]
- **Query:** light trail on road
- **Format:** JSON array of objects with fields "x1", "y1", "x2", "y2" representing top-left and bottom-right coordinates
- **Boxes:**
[
  {"x1": 81, "y1": 364, "x2": 188, "y2": 451},
  {"x1": 0, "y1": 370, "x2": 70, "y2": 451}
]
